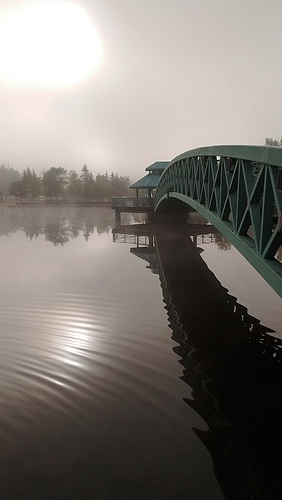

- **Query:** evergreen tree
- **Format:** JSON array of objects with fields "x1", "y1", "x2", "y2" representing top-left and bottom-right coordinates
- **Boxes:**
[
  {"x1": 93, "y1": 173, "x2": 110, "y2": 198},
  {"x1": 111, "y1": 173, "x2": 131, "y2": 196},
  {"x1": 22, "y1": 167, "x2": 41, "y2": 198},
  {"x1": 31, "y1": 169, "x2": 41, "y2": 198},
  {"x1": 80, "y1": 164, "x2": 93, "y2": 200}
]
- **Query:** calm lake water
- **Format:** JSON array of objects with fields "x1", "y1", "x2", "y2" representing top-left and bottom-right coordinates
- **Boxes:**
[{"x1": 0, "y1": 206, "x2": 281, "y2": 499}]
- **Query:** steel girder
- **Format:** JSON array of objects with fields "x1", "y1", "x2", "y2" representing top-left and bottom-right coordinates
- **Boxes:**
[{"x1": 154, "y1": 146, "x2": 282, "y2": 298}]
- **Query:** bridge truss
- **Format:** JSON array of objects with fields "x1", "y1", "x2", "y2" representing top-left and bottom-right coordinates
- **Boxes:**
[{"x1": 154, "y1": 146, "x2": 282, "y2": 297}]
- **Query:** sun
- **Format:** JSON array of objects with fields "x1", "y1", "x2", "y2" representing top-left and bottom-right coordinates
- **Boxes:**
[{"x1": 0, "y1": 1, "x2": 103, "y2": 88}]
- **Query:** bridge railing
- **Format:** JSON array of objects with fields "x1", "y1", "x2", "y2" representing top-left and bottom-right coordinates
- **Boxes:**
[{"x1": 154, "y1": 145, "x2": 282, "y2": 297}]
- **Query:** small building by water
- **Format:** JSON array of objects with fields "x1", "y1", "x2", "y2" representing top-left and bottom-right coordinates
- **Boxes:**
[
  {"x1": 130, "y1": 161, "x2": 169, "y2": 198},
  {"x1": 111, "y1": 161, "x2": 169, "y2": 226}
]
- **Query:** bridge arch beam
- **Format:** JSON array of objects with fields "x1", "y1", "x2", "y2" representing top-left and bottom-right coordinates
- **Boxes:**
[{"x1": 154, "y1": 146, "x2": 282, "y2": 298}]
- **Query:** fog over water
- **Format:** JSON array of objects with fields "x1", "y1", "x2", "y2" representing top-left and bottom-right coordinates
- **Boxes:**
[
  {"x1": 0, "y1": 1, "x2": 282, "y2": 177},
  {"x1": 0, "y1": 206, "x2": 281, "y2": 499}
]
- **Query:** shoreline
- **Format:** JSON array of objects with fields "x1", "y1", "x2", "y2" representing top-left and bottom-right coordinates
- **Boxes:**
[{"x1": 1, "y1": 200, "x2": 112, "y2": 208}]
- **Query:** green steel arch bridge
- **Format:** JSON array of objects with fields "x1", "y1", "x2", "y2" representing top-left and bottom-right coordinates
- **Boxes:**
[{"x1": 154, "y1": 145, "x2": 282, "y2": 298}]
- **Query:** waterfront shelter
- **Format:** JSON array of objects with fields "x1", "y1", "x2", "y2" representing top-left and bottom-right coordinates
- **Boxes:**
[
  {"x1": 130, "y1": 161, "x2": 169, "y2": 198},
  {"x1": 112, "y1": 161, "x2": 169, "y2": 226}
]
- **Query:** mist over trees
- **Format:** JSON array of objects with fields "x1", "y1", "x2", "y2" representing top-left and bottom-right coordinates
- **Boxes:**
[
  {"x1": 8, "y1": 164, "x2": 131, "y2": 201},
  {"x1": 0, "y1": 164, "x2": 21, "y2": 196}
]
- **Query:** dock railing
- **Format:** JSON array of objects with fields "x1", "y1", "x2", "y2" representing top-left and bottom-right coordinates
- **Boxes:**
[{"x1": 111, "y1": 197, "x2": 154, "y2": 209}]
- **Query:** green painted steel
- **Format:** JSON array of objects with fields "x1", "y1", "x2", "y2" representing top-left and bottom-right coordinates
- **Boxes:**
[
  {"x1": 130, "y1": 173, "x2": 162, "y2": 190},
  {"x1": 154, "y1": 145, "x2": 282, "y2": 298}
]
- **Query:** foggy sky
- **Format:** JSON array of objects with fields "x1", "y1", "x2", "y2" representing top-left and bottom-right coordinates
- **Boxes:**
[{"x1": 0, "y1": 0, "x2": 281, "y2": 181}]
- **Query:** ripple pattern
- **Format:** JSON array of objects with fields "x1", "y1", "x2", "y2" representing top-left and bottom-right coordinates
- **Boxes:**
[{"x1": 0, "y1": 288, "x2": 188, "y2": 481}]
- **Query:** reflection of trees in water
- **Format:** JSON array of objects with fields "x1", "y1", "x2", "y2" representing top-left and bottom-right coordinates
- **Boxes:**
[
  {"x1": 44, "y1": 220, "x2": 72, "y2": 246},
  {"x1": 214, "y1": 232, "x2": 231, "y2": 251},
  {"x1": 131, "y1": 213, "x2": 147, "y2": 224},
  {"x1": 0, "y1": 206, "x2": 114, "y2": 245}
]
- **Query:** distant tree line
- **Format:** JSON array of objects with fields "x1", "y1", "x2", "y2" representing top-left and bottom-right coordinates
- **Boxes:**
[
  {"x1": 265, "y1": 137, "x2": 282, "y2": 146},
  {"x1": 6, "y1": 164, "x2": 131, "y2": 200}
]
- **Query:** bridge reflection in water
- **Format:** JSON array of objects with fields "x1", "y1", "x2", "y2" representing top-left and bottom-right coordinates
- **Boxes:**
[{"x1": 116, "y1": 222, "x2": 282, "y2": 500}]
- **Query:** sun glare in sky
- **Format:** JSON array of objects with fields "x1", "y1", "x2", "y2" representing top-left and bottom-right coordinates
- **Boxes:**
[{"x1": 0, "y1": 1, "x2": 103, "y2": 88}]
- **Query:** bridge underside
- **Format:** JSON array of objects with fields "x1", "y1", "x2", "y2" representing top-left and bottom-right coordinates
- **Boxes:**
[
  {"x1": 156, "y1": 193, "x2": 282, "y2": 297},
  {"x1": 153, "y1": 197, "x2": 191, "y2": 223},
  {"x1": 154, "y1": 146, "x2": 282, "y2": 298}
]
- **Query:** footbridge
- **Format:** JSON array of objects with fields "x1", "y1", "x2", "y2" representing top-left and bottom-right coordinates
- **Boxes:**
[{"x1": 154, "y1": 145, "x2": 282, "y2": 298}]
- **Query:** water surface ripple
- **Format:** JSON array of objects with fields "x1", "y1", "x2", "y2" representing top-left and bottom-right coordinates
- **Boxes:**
[
  {"x1": 0, "y1": 207, "x2": 280, "y2": 499},
  {"x1": 0, "y1": 282, "x2": 212, "y2": 498}
]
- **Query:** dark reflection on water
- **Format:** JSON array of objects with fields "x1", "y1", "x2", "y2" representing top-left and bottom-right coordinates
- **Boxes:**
[
  {"x1": 0, "y1": 206, "x2": 281, "y2": 499},
  {"x1": 155, "y1": 224, "x2": 282, "y2": 500}
]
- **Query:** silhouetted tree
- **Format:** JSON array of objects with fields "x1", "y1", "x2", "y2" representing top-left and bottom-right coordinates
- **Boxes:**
[
  {"x1": 80, "y1": 164, "x2": 94, "y2": 200},
  {"x1": 42, "y1": 167, "x2": 68, "y2": 199},
  {"x1": 9, "y1": 180, "x2": 26, "y2": 197},
  {"x1": 93, "y1": 172, "x2": 110, "y2": 198},
  {"x1": 22, "y1": 167, "x2": 41, "y2": 198},
  {"x1": 265, "y1": 137, "x2": 282, "y2": 146},
  {"x1": 67, "y1": 170, "x2": 83, "y2": 198},
  {"x1": 109, "y1": 172, "x2": 131, "y2": 196}
]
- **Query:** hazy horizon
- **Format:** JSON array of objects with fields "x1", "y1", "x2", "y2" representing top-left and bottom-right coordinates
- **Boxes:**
[{"x1": 0, "y1": 0, "x2": 281, "y2": 181}]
